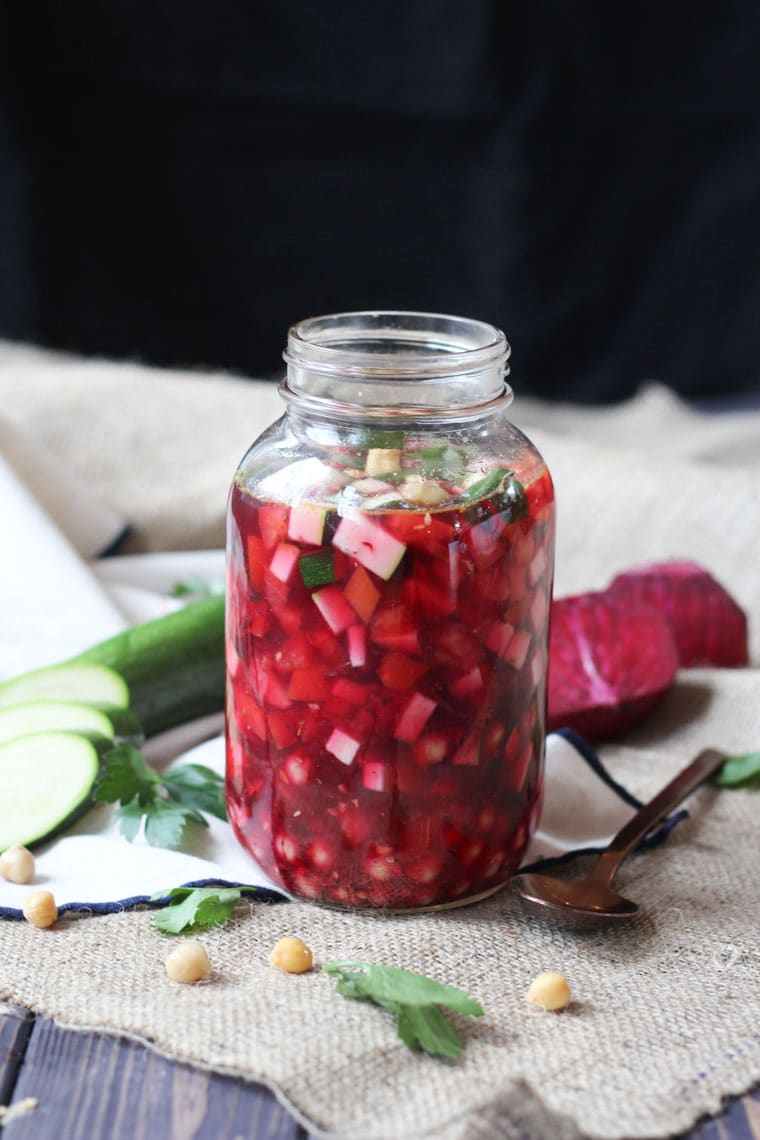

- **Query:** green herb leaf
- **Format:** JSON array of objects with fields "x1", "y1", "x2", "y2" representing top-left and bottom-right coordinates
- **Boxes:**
[
  {"x1": 170, "y1": 576, "x2": 225, "y2": 599},
  {"x1": 113, "y1": 796, "x2": 145, "y2": 842},
  {"x1": 714, "y1": 751, "x2": 760, "y2": 787},
  {"x1": 161, "y1": 763, "x2": 227, "y2": 821},
  {"x1": 151, "y1": 885, "x2": 247, "y2": 933},
  {"x1": 323, "y1": 962, "x2": 484, "y2": 1057},
  {"x1": 95, "y1": 743, "x2": 159, "y2": 806},
  {"x1": 143, "y1": 799, "x2": 207, "y2": 848},
  {"x1": 459, "y1": 467, "x2": 511, "y2": 504}
]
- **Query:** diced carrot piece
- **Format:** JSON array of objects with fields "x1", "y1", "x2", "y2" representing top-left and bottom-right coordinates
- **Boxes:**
[
  {"x1": 378, "y1": 652, "x2": 428, "y2": 691},
  {"x1": 343, "y1": 565, "x2": 381, "y2": 623}
]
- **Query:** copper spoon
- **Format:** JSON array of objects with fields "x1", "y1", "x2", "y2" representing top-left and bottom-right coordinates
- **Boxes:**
[{"x1": 511, "y1": 747, "x2": 726, "y2": 926}]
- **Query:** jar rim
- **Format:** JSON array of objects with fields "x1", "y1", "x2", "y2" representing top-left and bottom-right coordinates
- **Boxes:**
[{"x1": 283, "y1": 310, "x2": 510, "y2": 378}]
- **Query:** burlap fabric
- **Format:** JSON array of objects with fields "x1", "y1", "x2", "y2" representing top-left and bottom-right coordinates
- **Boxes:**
[{"x1": 1, "y1": 341, "x2": 759, "y2": 1139}]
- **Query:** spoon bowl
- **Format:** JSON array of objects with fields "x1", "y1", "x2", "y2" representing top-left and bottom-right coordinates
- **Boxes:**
[{"x1": 511, "y1": 747, "x2": 726, "y2": 927}]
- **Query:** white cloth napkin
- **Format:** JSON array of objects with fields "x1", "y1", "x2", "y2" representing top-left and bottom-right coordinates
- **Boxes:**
[{"x1": 0, "y1": 420, "x2": 677, "y2": 917}]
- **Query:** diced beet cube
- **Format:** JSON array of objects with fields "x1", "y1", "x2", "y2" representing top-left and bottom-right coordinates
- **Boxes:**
[
  {"x1": 267, "y1": 709, "x2": 299, "y2": 750},
  {"x1": 287, "y1": 667, "x2": 330, "y2": 702},
  {"x1": 247, "y1": 599, "x2": 271, "y2": 638},
  {"x1": 331, "y1": 677, "x2": 371, "y2": 705},
  {"x1": 326, "y1": 726, "x2": 362, "y2": 766},
  {"x1": 484, "y1": 620, "x2": 516, "y2": 659},
  {"x1": 394, "y1": 692, "x2": 437, "y2": 742},
  {"x1": 288, "y1": 502, "x2": 327, "y2": 546},
  {"x1": 502, "y1": 628, "x2": 532, "y2": 669},
  {"x1": 308, "y1": 624, "x2": 346, "y2": 666},
  {"x1": 312, "y1": 584, "x2": 356, "y2": 634},
  {"x1": 378, "y1": 652, "x2": 428, "y2": 691},
  {"x1": 258, "y1": 503, "x2": 289, "y2": 551},
  {"x1": 432, "y1": 622, "x2": 484, "y2": 670},
  {"x1": 245, "y1": 534, "x2": 266, "y2": 592},
  {"x1": 344, "y1": 565, "x2": 382, "y2": 622},
  {"x1": 269, "y1": 542, "x2": 301, "y2": 584},
  {"x1": 448, "y1": 666, "x2": 484, "y2": 701},
  {"x1": 333, "y1": 514, "x2": 407, "y2": 580},
  {"x1": 263, "y1": 669, "x2": 292, "y2": 710},
  {"x1": 452, "y1": 728, "x2": 480, "y2": 766}
]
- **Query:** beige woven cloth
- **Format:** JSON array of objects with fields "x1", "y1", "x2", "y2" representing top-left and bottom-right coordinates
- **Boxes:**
[{"x1": 1, "y1": 340, "x2": 759, "y2": 1139}]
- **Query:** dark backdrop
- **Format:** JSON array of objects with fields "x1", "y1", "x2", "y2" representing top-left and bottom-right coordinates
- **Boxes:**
[{"x1": 1, "y1": 2, "x2": 759, "y2": 401}]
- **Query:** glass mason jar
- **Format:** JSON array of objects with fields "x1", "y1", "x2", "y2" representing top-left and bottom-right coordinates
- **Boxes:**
[{"x1": 225, "y1": 312, "x2": 555, "y2": 910}]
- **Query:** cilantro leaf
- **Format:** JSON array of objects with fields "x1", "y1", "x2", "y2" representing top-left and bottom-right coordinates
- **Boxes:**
[
  {"x1": 151, "y1": 886, "x2": 246, "y2": 934},
  {"x1": 323, "y1": 962, "x2": 484, "y2": 1057},
  {"x1": 95, "y1": 743, "x2": 159, "y2": 806},
  {"x1": 161, "y1": 764, "x2": 227, "y2": 821},
  {"x1": 714, "y1": 750, "x2": 760, "y2": 787},
  {"x1": 143, "y1": 800, "x2": 207, "y2": 849}
]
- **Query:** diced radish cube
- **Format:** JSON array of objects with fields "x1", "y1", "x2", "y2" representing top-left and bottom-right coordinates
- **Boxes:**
[
  {"x1": 288, "y1": 502, "x2": 327, "y2": 545},
  {"x1": 347, "y1": 624, "x2": 367, "y2": 667},
  {"x1": 333, "y1": 514, "x2": 407, "y2": 580},
  {"x1": 394, "y1": 693, "x2": 437, "y2": 742},
  {"x1": 362, "y1": 761, "x2": 392, "y2": 792},
  {"x1": 311, "y1": 584, "x2": 356, "y2": 633},
  {"x1": 448, "y1": 666, "x2": 484, "y2": 701},
  {"x1": 269, "y1": 542, "x2": 301, "y2": 583},
  {"x1": 503, "y1": 628, "x2": 532, "y2": 669},
  {"x1": 264, "y1": 670, "x2": 292, "y2": 709},
  {"x1": 344, "y1": 565, "x2": 381, "y2": 622},
  {"x1": 326, "y1": 726, "x2": 362, "y2": 766},
  {"x1": 530, "y1": 588, "x2": 549, "y2": 634},
  {"x1": 528, "y1": 545, "x2": 548, "y2": 586},
  {"x1": 484, "y1": 620, "x2": 515, "y2": 658},
  {"x1": 452, "y1": 729, "x2": 480, "y2": 766}
]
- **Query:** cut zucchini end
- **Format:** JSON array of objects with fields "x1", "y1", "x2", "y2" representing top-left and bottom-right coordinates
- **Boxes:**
[
  {"x1": 0, "y1": 662, "x2": 130, "y2": 713},
  {"x1": 0, "y1": 731, "x2": 103, "y2": 851}
]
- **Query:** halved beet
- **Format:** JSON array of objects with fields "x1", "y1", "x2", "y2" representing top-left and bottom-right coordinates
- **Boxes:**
[
  {"x1": 606, "y1": 561, "x2": 748, "y2": 667},
  {"x1": 547, "y1": 592, "x2": 679, "y2": 741}
]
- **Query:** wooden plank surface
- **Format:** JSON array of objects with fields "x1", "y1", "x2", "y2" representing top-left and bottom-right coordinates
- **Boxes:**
[{"x1": 1, "y1": 1005, "x2": 759, "y2": 1139}]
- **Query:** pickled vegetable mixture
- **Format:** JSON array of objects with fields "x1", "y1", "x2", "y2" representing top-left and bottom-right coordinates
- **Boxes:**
[{"x1": 226, "y1": 441, "x2": 555, "y2": 909}]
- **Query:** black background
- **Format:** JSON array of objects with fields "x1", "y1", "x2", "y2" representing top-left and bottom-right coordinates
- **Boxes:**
[{"x1": 2, "y1": 2, "x2": 759, "y2": 401}]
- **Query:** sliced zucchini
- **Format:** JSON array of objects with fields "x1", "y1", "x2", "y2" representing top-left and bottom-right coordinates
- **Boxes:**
[
  {"x1": 0, "y1": 662, "x2": 129, "y2": 712},
  {"x1": 0, "y1": 731, "x2": 102, "y2": 850},
  {"x1": 0, "y1": 701, "x2": 116, "y2": 746}
]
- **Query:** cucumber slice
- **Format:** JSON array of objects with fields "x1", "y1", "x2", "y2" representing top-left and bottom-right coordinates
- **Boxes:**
[
  {"x1": 0, "y1": 662, "x2": 129, "y2": 712},
  {"x1": 0, "y1": 731, "x2": 102, "y2": 850},
  {"x1": 0, "y1": 701, "x2": 116, "y2": 746}
]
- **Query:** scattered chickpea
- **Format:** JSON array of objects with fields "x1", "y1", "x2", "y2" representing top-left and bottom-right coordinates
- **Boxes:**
[
  {"x1": 268, "y1": 936, "x2": 313, "y2": 974},
  {"x1": 527, "y1": 971, "x2": 572, "y2": 1011},
  {"x1": 165, "y1": 940, "x2": 211, "y2": 984},
  {"x1": 399, "y1": 479, "x2": 449, "y2": 507},
  {"x1": 0, "y1": 845, "x2": 36, "y2": 884},
  {"x1": 22, "y1": 889, "x2": 58, "y2": 929}
]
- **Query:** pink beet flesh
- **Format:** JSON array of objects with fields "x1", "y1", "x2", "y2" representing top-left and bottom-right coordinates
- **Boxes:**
[
  {"x1": 607, "y1": 561, "x2": 748, "y2": 667},
  {"x1": 548, "y1": 592, "x2": 679, "y2": 741}
]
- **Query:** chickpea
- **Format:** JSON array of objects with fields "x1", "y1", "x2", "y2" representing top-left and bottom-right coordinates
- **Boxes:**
[
  {"x1": 0, "y1": 845, "x2": 36, "y2": 884},
  {"x1": 22, "y1": 889, "x2": 58, "y2": 929},
  {"x1": 165, "y1": 940, "x2": 211, "y2": 984},
  {"x1": 268, "y1": 936, "x2": 313, "y2": 974},
  {"x1": 399, "y1": 479, "x2": 449, "y2": 507},
  {"x1": 527, "y1": 971, "x2": 572, "y2": 1011}
]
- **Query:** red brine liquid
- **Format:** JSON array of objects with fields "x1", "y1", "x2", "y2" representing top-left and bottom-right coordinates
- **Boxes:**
[{"x1": 226, "y1": 464, "x2": 555, "y2": 909}]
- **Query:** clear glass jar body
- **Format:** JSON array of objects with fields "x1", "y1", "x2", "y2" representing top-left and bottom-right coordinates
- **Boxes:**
[{"x1": 225, "y1": 312, "x2": 555, "y2": 910}]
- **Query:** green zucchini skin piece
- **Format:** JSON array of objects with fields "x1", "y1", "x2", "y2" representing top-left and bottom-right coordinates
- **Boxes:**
[
  {"x1": 0, "y1": 663, "x2": 129, "y2": 713},
  {"x1": 0, "y1": 701, "x2": 116, "y2": 746},
  {"x1": 73, "y1": 595, "x2": 226, "y2": 738},
  {"x1": 0, "y1": 731, "x2": 103, "y2": 851}
]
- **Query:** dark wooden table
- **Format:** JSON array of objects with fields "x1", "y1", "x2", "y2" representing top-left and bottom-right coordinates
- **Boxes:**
[{"x1": 1, "y1": 1004, "x2": 758, "y2": 1139}]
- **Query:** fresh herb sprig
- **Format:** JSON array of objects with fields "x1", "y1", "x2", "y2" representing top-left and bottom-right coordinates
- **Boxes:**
[
  {"x1": 714, "y1": 750, "x2": 760, "y2": 787},
  {"x1": 323, "y1": 961, "x2": 484, "y2": 1058},
  {"x1": 94, "y1": 744, "x2": 227, "y2": 848},
  {"x1": 151, "y1": 885, "x2": 255, "y2": 933}
]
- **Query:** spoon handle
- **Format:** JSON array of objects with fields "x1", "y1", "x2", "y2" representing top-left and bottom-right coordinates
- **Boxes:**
[{"x1": 593, "y1": 748, "x2": 727, "y2": 887}]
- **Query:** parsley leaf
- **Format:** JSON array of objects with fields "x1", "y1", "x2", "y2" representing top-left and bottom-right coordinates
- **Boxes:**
[
  {"x1": 95, "y1": 747, "x2": 228, "y2": 848},
  {"x1": 94, "y1": 743, "x2": 158, "y2": 806},
  {"x1": 323, "y1": 962, "x2": 484, "y2": 1057},
  {"x1": 161, "y1": 764, "x2": 227, "y2": 820},
  {"x1": 714, "y1": 750, "x2": 760, "y2": 787},
  {"x1": 151, "y1": 885, "x2": 249, "y2": 934}
]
